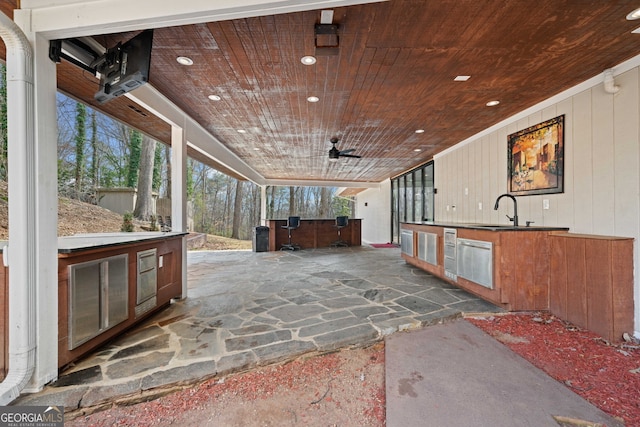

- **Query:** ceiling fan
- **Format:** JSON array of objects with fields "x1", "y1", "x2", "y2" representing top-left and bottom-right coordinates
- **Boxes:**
[{"x1": 328, "y1": 137, "x2": 361, "y2": 161}]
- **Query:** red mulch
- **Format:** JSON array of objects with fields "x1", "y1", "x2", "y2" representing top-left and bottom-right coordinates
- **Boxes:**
[
  {"x1": 370, "y1": 243, "x2": 399, "y2": 248},
  {"x1": 468, "y1": 313, "x2": 640, "y2": 426}
]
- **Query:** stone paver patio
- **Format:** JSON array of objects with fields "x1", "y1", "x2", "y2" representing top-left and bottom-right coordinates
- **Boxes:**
[{"x1": 16, "y1": 246, "x2": 502, "y2": 412}]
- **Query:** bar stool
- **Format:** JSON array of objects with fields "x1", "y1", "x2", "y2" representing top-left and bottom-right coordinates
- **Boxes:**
[
  {"x1": 331, "y1": 216, "x2": 349, "y2": 247},
  {"x1": 280, "y1": 216, "x2": 301, "y2": 250}
]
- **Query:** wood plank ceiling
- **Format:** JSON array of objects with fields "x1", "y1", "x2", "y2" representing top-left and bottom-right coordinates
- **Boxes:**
[{"x1": 3, "y1": 1, "x2": 640, "y2": 184}]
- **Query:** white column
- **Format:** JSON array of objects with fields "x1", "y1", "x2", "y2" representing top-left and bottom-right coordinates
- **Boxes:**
[
  {"x1": 171, "y1": 124, "x2": 188, "y2": 298},
  {"x1": 28, "y1": 31, "x2": 59, "y2": 393},
  {"x1": 11, "y1": 13, "x2": 59, "y2": 393}
]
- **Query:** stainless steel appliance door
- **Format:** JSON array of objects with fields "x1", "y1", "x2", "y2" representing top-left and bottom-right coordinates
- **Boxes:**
[
  {"x1": 70, "y1": 262, "x2": 101, "y2": 347},
  {"x1": 137, "y1": 249, "x2": 157, "y2": 304}
]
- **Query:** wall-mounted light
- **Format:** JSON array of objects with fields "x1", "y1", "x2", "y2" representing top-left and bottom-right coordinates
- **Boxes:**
[{"x1": 603, "y1": 68, "x2": 620, "y2": 94}]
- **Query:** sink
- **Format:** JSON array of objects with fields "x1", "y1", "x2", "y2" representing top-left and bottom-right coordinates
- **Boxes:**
[{"x1": 470, "y1": 224, "x2": 523, "y2": 230}]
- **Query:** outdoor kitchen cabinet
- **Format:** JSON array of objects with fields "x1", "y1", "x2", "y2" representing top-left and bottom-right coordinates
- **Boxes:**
[
  {"x1": 400, "y1": 223, "x2": 567, "y2": 311},
  {"x1": 57, "y1": 232, "x2": 185, "y2": 368}
]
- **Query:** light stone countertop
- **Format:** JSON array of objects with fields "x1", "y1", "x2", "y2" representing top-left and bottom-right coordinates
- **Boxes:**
[{"x1": 58, "y1": 231, "x2": 188, "y2": 253}]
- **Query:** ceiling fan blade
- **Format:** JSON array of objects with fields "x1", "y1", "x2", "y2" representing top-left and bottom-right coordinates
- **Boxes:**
[
  {"x1": 339, "y1": 148, "x2": 355, "y2": 155},
  {"x1": 339, "y1": 153, "x2": 361, "y2": 158}
]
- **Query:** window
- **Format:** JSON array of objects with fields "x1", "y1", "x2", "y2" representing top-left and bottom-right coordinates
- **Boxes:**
[
  {"x1": 405, "y1": 173, "x2": 413, "y2": 222},
  {"x1": 391, "y1": 179, "x2": 399, "y2": 243},
  {"x1": 391, "y1": 162, "x2": 434, "y2": 244},
  {"x1": 413, "y1": 169, "x2": 422, "y2": 221}
]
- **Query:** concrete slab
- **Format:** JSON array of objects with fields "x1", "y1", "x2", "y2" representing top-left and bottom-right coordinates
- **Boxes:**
[{"x1": 385, "y1": 320, "x2": 623, "y2": 427}]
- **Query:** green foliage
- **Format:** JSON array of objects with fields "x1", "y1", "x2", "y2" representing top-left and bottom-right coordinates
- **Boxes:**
[
  {"x1": 121, "y1": 212, "x2": 134, "y2": 232},
  {"x1": 187, "y1": 158, "x2": 194, "y2": 199},
  {"x1": 126, "y1": 130, "x2": 142, "y2": 188},
  {"x1": 89, "y1": 110, "x2": 98, "y2": 187},
  {"x1": 74, "y1": 102, "x2": 87, "y2": 196},
  {"x1": 332, "y1": 196, "x2": 352, "y2": 217},
  {"x1": 0, "y1": 63, "x2": 6, "y2": 180}
]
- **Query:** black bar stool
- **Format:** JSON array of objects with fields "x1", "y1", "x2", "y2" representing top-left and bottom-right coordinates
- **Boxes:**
[
  {"x1": 280, "y1": 216, "x2": 301, "y2": 250},
  {"x1": 331, "y1": 216, "x2": 349, "y2": 247}
]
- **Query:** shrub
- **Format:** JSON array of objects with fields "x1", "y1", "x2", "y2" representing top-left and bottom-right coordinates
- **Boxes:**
[{"x1": 121, "y1": 212, "x2": 134, "y2": 232}]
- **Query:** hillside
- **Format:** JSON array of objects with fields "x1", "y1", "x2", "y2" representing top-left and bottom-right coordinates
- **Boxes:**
[{"x1": 0, "y1": 181, "x2": 251, "y2": 250}]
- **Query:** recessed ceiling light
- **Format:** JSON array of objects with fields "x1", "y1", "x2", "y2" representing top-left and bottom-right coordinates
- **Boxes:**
[
  {"x1": 176, "y1": 56, "x2": 193, "y2": 66},
  {"x1": 307, "y1": 96, "x2": 320, "y2": 103},
  {"x1": 627, "y1": 8, "x2": 640, "y2": 20},
  {"x1": 237, "y1": 129, "x2": 247, "y2": 134},
  {"x1": 454, "y1": 75, "x2": 471, "y2": 81},
  {"x1": 486, "y1": 100, "x2": 500, "y2": 107},
  {"x1": 208, "y1": 94, "x2": 221, "y2": 101},
  {"x1": 301, "y1": 55, "x2": 317, "y2": 65},
  {"x1": 413, "y1": 148, "x2": 422, "y2": 152},
  {"x1": 415, "y1": 129, "x2": 425, "y2": 134},
  {"x1": 253, "y1": 147, "x2": 261, "y2": 151}
]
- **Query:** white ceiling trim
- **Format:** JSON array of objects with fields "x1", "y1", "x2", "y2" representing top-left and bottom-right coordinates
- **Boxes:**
[{"x1": 21, "y1": 0, "x2": 387, "y2": 39}]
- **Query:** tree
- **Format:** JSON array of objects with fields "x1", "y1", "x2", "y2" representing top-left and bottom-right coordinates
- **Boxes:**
[
  {"x1": 187, "y1": 158, "x2": 194, "y2": 199},
  {"x1": 164, "y1": 144, "x2": 171, "y2": 198},
  {"x1": 74, "y1": 102, "x2": 87, "y2": 198},
  {"x1": 288, "y1": 186, "x2": 295, "y2": 216},
  {"x1": 267, "y1": 186, "x2": 275, "y2": 219},
  {"x1": 133, "y1": 134, "x2": 156, "y2": 220},
  {"x1": 89, "y1": 109, "x2": 98, "y2": 188},
  {"x1": 126, "y1": 130, "x2": 142, "y2": 188},
  {"x1": 152, "y1": 143, "x2": 163, "y2": 192},
  {"x1": 231, "y1": 180, "x2": 244, "y2": 238},
  {"x1": 319, "y1": 187, "x2": 332, "y2": 217},
  {"x1": 0, "y1": 63, "x2": 7, "y2": 180}
]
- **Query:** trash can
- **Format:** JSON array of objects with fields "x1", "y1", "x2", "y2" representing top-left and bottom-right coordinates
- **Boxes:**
[{"x1": 252, "y1": 226, "x2": 269, "y2": 252}]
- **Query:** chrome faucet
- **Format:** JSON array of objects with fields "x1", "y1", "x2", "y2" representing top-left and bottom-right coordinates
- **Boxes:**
[{"x1": 494, "y1": 193, "x2": 518, "y2": 226}]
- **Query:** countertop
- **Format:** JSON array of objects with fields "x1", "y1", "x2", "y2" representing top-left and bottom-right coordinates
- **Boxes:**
[
  {"x1": 58, "y1": 232, "x2": 188, "y2": 253},
  {"x1": 401, "y1": 221, "x2": 569, "y2": 232}
]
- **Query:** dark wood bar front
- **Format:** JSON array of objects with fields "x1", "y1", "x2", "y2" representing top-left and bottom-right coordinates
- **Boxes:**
[{"x1": 267, "y1": 219, "x2": 361, "y2": 251}]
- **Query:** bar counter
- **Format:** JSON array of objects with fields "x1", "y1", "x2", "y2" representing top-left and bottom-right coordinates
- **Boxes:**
[{"x1": 267, "y1": 218, "x2": 361, "y2": 251}]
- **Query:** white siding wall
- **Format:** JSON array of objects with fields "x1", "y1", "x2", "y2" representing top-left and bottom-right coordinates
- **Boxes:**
[
  {"x1": 435, "y1": 66, "x2": 640, "y2": 336},
  {"x1": 356, "y1": 179, "x2": 391, "y2": 244}
]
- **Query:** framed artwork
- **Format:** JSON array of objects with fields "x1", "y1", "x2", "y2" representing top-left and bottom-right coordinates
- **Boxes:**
[{"x1": 507, "y1": 115, "x2": 564, "y2": 196}]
